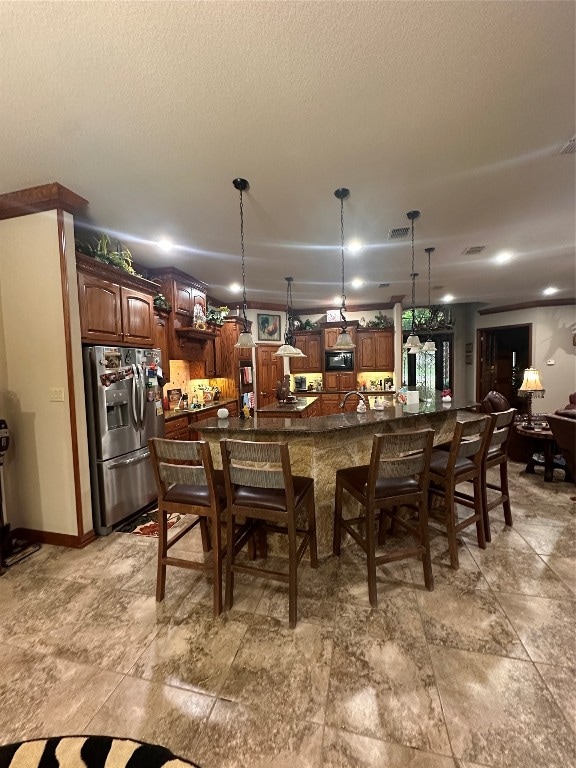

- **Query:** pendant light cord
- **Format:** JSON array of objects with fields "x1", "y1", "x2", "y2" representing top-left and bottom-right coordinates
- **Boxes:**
[
  {"x1": 410, "y1": 216, "x2": 416, "y2": 333},
  {"x1": 338, "y1": 191, "x2": 348, "y2": 329},
  {"x1": 239, "y1": 186, "x2": 248, "y2": 331}
]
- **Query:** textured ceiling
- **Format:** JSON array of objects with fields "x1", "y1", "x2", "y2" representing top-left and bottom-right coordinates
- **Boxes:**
[{"x1": 0, "y1": 0, "x2": 575, "y2": 310}]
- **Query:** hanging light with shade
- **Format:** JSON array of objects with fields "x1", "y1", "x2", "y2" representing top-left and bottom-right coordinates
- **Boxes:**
[
  {"x1": 331, "y1": 187, "x2": 356, "y2": 350},
  {"x1": 232, "y1": 178, "x2": 256, "y2": 349},
  {"x1": 403, "y1": 210, "x2": 422, "y2": 354},
  {"x1": 421, "y1": 247, "x2": 437, "y2": 353},
  {"x1": 274, "y1": 277, "x2": 306, "y2": 357}
]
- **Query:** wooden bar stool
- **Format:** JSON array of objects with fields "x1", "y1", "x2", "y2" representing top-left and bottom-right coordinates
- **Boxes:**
[
  {"x1": 148, "y1": 438, "x2": 227, "y2": 617},
  {"x1": 428, "y1": 416, "x2": 491, "y2": 569},
  {"x1": 333, "y1": 428, "x2": 435, "y2": 607},
  {"x1": 220, "y1": 439, "x2": 318, "y2": 628},
  {"x1": 481, "y1": 408, "x2": 516, "y2": 542}
]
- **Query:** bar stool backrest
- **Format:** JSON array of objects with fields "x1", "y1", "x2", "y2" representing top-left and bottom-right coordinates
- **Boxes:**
[
  {"x1": 149, "y1": 439, "x2": 218, "y2": 505},
  {"x1": 488, "y1": 408, "x2": 516, "y2": 455},
  {"x1": 369, "y1": 429, "x2": 434, "y2": 488},
  {"x1": 451, "y1": 417, "x2": 491, "y2": 468},
  {"x1": 221, "y1": 439, "x2": 294, "y2": 504}
]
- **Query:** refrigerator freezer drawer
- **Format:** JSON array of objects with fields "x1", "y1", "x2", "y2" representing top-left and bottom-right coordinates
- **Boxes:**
[{"x1": 94, "y1": 447, "x2": 157, "y2": 534}]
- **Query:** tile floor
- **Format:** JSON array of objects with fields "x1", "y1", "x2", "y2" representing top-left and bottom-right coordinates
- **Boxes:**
[{"x1": 0, "y1": 462, "x2": 574, "y2": 767}]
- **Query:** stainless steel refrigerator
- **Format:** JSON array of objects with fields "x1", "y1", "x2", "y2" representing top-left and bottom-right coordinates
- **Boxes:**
[{"x1": 83, "y1": 345, "x2": 165, "y2": 534}]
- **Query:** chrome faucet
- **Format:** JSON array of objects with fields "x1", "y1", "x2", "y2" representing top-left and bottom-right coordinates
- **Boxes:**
[{"x1": 339, "y1": 391, "x2": 369, "y2": 409}]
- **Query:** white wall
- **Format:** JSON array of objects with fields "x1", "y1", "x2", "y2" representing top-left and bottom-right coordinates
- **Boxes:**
[
  {"x1": 473, "y1": 304, "x2": 576, "y2": 412},
  {"x1": 0, "y1": 211, "x2": 90, "y2": 536}
]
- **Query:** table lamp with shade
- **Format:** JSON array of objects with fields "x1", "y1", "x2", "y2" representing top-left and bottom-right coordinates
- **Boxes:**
[{"x1": 517, "y1": 367, "x2": 545, "y2": 429}]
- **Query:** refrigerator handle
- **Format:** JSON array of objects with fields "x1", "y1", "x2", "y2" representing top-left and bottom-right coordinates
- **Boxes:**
[
  {"x1": 139, "y1": 364, "x2": 146, "y2": 428},
  {"x1": 131, "y1": 364, "x2": 139, "y2": 428}
]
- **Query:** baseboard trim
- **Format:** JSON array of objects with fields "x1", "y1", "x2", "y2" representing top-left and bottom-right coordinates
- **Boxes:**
[{"x1": 12, "y1": 527, "x2": 97, "y2": 549}]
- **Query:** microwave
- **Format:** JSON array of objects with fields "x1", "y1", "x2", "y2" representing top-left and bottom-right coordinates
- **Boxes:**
[{"x1": 325, "y1": 350, "x2": 354, "y2": 371}]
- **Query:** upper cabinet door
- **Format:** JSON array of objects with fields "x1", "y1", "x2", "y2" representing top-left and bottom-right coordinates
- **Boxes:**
[
  {"x1": 375, "y1": 330, "x2": 394, "y2": 370},
  {"x1": 175, "y1": 282, "x2": 194, "y2": 315},
  {"x1": 357, "y1": 333, "x2": 376, "y2": 370},
  {"x1": 77, "y1": 271, "x2": 123, "y2": 343},
  {"x1": 121, "y1": 287, "x2": 154, "y2": 346}
]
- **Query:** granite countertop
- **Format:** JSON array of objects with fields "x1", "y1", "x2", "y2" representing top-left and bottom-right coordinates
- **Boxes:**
[
  {"x1": 257, "y1": 396, "x2": 319, "y2": 414},
  {"x1": 196, "y1": 397, "x2": 478, "y2": 434},
  {"x1": 164, "y1": 398, "x2": 236, "y2": 421}
]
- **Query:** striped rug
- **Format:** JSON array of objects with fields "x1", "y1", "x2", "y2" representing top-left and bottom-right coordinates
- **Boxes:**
[{"x1": 0, "y1": 736, "x2": 201, "y2": 768}]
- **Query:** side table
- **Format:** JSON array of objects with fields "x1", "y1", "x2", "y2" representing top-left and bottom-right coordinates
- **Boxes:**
[{"x1": 515, "y1": 424, "x2": 572, "y2": 482}]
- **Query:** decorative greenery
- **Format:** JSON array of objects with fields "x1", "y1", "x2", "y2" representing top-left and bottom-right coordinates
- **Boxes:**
[
  {"x1": 206, "y1": 305, "x2": 230, "y2": 326},
  {"x1": 75, "y1": 232, "x2": 137, "y2": 275},
  {"x1": 366, "y1": 312, "x2": 394, "y2": 329},
  {"x1": 301, "y1": 319, "x2": 318, "y2": 330},
  {"x1": 153, "y1": 293, "x2": 171, "y2": 311}
]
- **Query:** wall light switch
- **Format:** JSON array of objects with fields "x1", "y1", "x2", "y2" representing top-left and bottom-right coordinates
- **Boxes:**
[{"x1": 49, "y1": 388, "x2": 65, "y2": 402}]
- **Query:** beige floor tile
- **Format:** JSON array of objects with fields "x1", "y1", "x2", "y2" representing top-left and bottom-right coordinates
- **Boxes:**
[
  {"x1": 0, "y1": 644, "x2": 122, "y2": 745},
  {"x1": 0, "y1": 577, "x2": 165, "y2": 674},
  {"x1": 430, "y1": 646, "x2": 575, "y2": 768},
  {"x1": 129, "y1": 605, "x2": 248, "y2": 696},
  {"x1": 193, "y1": 699, "x2": 324, "y2": 768},
  {"x1": 468, "y1": 548, "x2": 572, "y2": 598},
  {"x1": 86, "y1": 675, "x2": 214, "y2": 760},
  {"x1": 219, "y1": 618, "x2": 332, "y2": 723},
  {"x1": 321, "y1": 728, "x2": 458, "y2": 767},
  {"x1": 326, "y1": 633, "x2": 451, "y2": 754},
  {"x1": 514, "y1": 521, "x2": 576, "y2": 557},
  {"x1": 541, "y1": 555, "x2": 576, "y2": 595},
  {"x1": 536, "y1": 663, "x2": 576, "y2": 733},
  {"x1": 497, "y1": 592, "x2": 576, "y2": 667},
  {"x1": 416, "y1": 587, "x2": 529, "y2": 659}
]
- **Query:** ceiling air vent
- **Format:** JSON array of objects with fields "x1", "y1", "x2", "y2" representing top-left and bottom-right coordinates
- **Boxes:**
[
  {"x1": 462, "y1": 245, "x2": 485, "y2": 255},
  {"x1": 379, "y1": 282, "x2": 390, "y2": 288},
  {"x1": 560, "y1": 137, "x2": 576, "y2": 155},
  {"x1": 388, "y1": 226, "x2": 409, "y2": 239}
]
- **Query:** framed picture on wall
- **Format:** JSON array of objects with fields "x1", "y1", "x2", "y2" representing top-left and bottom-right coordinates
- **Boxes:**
[{"x1": 257, "y1": 313, "x2": 281, "y2": 341}]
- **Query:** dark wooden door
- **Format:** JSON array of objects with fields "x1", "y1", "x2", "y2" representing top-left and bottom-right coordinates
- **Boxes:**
[{"x1": 256, "y1": 345, "x2": 281, "y2": 407}]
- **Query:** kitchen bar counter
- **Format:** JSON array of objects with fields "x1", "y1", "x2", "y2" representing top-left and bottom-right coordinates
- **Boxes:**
[
  {"x1": 164, "y1": 398, "x2": 236, "y2": 421},
  {"x1": 197, "y1": 397, "x2": 479, "y2": 556}
]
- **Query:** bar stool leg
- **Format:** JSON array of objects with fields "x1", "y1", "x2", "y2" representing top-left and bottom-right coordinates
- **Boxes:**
[
  {"x1": 501, "y1": 462, "x2": 513, "y2": 527},
  {"x1": 419, "y1": 499, "x2": 434, "y2": 591},
  {"x1": 444, "y1": 484, "x2": 460, "y2": 570},
  {"x1": 156, "y1": 507, "x2": 168, "y2": 602},
  {"x1": 365, "y1": 504, "x2": 378, "y2": 607},
  {"x1": 288, "y1": 516, "x2": 298, "y2": 629},
  {"x1": 225, "y1": 510, "x2": 235, "y2": 611},
  {"x1": 473, "y1": 477, "x2": 487, "y2": 550},
  {"x1": 481, "y1": 468, "x2": 492, "y2": 543},
  {"x1": 211, "y1": 511, "x2": 223, "y2": 617},
  {"x1": 333, "y1": 478, "x2": 343, "y2": 556}
]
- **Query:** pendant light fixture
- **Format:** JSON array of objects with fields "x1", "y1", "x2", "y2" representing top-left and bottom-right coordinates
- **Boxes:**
[
  {"x1": 421, "y1": 247, "x2": 437, "y2": 353},
  {"x1": 274, "y1": 277, "x2": 306, "y2": 357},
  {"x1": 332, "y1": 187, "x2": 356, "y2": 350},
  {"x1": 403, "y1": 210, "x2": 422, "y2": 354},
  {"x1": 232, "y1": 178, "x2": 256, "y2": 348}
]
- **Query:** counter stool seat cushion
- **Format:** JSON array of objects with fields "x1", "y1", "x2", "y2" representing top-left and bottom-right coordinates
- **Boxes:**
[
  {"x1": 164, "y1": 470, "x2": 226, "y2": 507},
  {"x1": 337, "y1": 465, "x2": 420, "y2": 498},
  {"x1": 233, "y1": 475, "x2": 313, "y2": 511},
  {"x1": 429, "y1": 452, "x2": 476, "y2": 478}
]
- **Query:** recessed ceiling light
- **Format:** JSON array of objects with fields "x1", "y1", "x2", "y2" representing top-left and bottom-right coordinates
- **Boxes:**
[
  {"x1": 442, "y1": 294, "x2": 454, "y2": 303},
  {"x1": 229, "y1": 282, "x2": 241, "y2": 293},
  {"x1": 351, "y1": 278, "x2": 363, "y2": 289},
  {"x1": 494, "y1": 250, "x2": 513, "y2": 264},
  {"x1": 157, "y1": 239, "x2": 174, "y2": 252},
  {"x1": 543, "y1": 286, "x2": 559, "y2": 296},
  {"x1": 347, "y1": 240, "x2": 363, "y2": 254}
]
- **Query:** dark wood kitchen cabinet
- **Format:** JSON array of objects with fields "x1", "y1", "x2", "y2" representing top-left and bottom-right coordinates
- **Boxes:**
[
  {"x1": 356, "y1": 329, "x2": 394, "y2": 371},
  {"x1": 290, "y1": 331, "x2": 322, "y2": 373},
  {"x1": 146, "y1": 266, "x2": 212, "y2": 363},
  {"x1": 323, "y1": 372, "x2": 356, "y2": 392},
  {"x1": 76, "y1": 253, "x2": 156, "y2": 346}
]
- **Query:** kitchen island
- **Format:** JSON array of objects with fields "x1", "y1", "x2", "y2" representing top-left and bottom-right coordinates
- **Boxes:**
[
  {"x1": 196, "y1": 397, "x2": 479, "y2": 557},
  {"x1": 256, "y1": 396, "x2": 320, "y2": 418}
]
